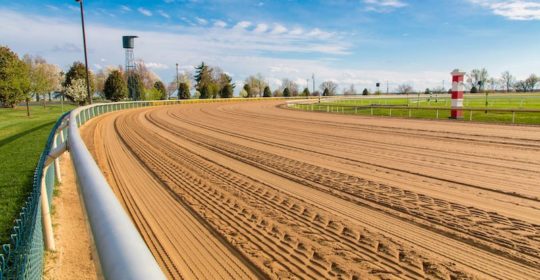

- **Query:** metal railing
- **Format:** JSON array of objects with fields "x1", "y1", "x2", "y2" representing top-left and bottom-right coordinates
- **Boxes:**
[
  {"x1": 1, "y1": 97, "x2": 308, "y2": 280},
  {"x1": 287, "y1": 102, "x2": 540, "y2": 124}
]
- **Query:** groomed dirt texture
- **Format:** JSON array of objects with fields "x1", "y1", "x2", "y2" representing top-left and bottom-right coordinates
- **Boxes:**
[{"x1": 81, "y1": 100, "x2": 540, "y2": 280}]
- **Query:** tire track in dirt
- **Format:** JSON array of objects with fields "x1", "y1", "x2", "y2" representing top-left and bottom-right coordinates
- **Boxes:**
[
  {"x1": 147, "y1": 108, "x2": 540, "y2": 265},
  {"x1": 83, "y1": 101, "x2": 540, "y2": 280}
]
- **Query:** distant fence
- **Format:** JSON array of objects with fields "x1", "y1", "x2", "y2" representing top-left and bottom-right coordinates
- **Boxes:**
[
  {"x1": 287, "y1": 102, "x2": 540, "y2": 124},
  {"x1": 1, "y1": 97, "x2": 307, "y2": 280}
]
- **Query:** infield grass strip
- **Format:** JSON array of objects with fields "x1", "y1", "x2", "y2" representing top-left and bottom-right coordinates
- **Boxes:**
[{"x1": 0, "y1": 104, "x2": 75, "y2": 244}]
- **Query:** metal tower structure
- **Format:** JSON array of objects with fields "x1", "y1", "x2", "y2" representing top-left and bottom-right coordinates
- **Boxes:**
[{"x1": 123, "y1": 35, "x2": 138, "y2": 100}]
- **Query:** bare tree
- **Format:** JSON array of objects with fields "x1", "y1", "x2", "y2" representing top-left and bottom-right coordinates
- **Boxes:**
[
  {"x1": 280, "y1": 78, "x2": 299, "y2": 96},
  {"x1": 525, "y1": 74, "x2": 539, "y2": 92},
  {"x1": 134, "y1": 59, "x2": 160, "y2": 90},
  {"x1": 500, "y1": 71, "x2": 515, "y2": 93},
  {"x1": 467, "y1": 68, "x2": 489, "y2": 91},
  {"x1": 396, "y1": 84, "x2": 413, "y2": 94},
  {"x1": 319, "y1": 81, "x2": 338, "y2": 96},
  {"x1": 244, "y1": 74, "x2": 267, "y2": 97},
  {"x1": 343, "y1": 84, "x2": 357, "y2": 96},
  {"x1": 514, "y1": 80, "x2": 528, "y2": 92}
]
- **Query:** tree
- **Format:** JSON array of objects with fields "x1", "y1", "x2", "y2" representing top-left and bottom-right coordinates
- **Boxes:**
[
  {"x1": 263, "y1": 86, "x2": 272, "y2": 97},
  {"x1": 281, "y1": 78, "x2": 298, "y2": 96},
  {"x1": 396, "y1": 84, "x2": 413, "y2": 94},
  {"x1": 470, "y1": 86, "x2": 478, "y2": 93},
  {"x1": 467, "y1": 68, "x2": 489, "y2": 92},
  {"x1": 178, "y1": 82, "x2": 190, "y2": 99},
  {"x1": 194, "y1": 62, "x2": 213, "y2": 92},
  {"x1": 220, "y1": 84, "x2": 234, "y2": 98},
  {"x1": 154, "y1": 80, "x2": 167, "y2": 100},
  {"x1": 64, "y1": 78, "x2": 88, "y2": 105},
  {"x1": 64, "y1": 61, "x2": 95, "y2": 95},
  {"x1": 500, "y1": 71, "x2": 515, "y2": 93},
  {"x1": 199, "y1": 84, "x2": 210, "y2": 99},
  {"x1": 134, "y1": 60, "x2": 160, "y2": 90},
  {"x1": 23, "y1": 55, "x2": 62, "y2": 102},
  {"x1": 244, "y1": 74, "x2": 267, "y2": 97},
  {"x1": 343, "y1": 84, "x2": 357, "y2": 96},
  {"x1": 514, "y1": 80, "x2": 528, "y2": 92},
  {"x1": 283, "y1": 87, "x2": 291, "y2": 97},
  {"x1": 127, "y1": 73, "x2": 144, "y2": 100},
  {"x1": 322, "y1": 88, "x2": 330, "y2": 96},
  {"x1": 167, "y1": 81, "x2": 177, "y2": 99},
  {"x1": 525, "y1": 74, "x2": 539, "y2": 92},
  {"x1": 0, "y1": 46, "x2": 30, "y2": 108},
  {"x1": 302, "y1": 87, "x2": 310, "y2": 97},
  {"x1": 424, "y1": 88, "x2": 431, "y2": 95},
  {"x1": 319, "y1": 81, "x2": 338, "y2": 96},
  {"x1": 103, "y1": 70, "x2": 127, "y2": 102},
  {"x1": 243, "y1": 84, "x2": 252, "y2": 98},
  {"x1": 362, "y1": 88, "x2": 369, "y2": 95}
]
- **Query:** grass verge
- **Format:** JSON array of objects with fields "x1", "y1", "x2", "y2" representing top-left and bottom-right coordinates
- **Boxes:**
[{"x1": 0, "y1": 104, "x2": 75, "y2": 244}]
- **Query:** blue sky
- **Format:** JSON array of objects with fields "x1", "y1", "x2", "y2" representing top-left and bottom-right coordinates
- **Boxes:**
[{"x1": 1, "y1": 0, "x2": 540, "y2": 92}]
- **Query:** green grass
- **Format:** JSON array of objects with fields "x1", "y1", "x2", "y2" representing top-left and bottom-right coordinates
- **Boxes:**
[
  {"x1": 0, "y1": 103, "x2": 75, "y2": 244},
  {"x1": 296, "y1": 94, "x2": 540, "y2": 124}
]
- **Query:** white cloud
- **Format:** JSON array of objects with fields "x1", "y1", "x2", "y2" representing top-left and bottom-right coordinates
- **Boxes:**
[
  {"x1": 45, "y1": 5, "x2": 59, "y2": 11},
  {"x1": 120, "y1": 5, "x2": 131, "y2": 12},
  {"x1": 253, "y1": 23, "x2": 269, "y2": 33},
  {"x1": 364, "y1": 0, "x2": 407, "y2": 12},
  {"x1": 271, "y1": 24, "x2": 288, "y2": 34},
  {"x1": 195, "y1": 17, "x2": 208, "y2": 25},
  {"x1": 468, "y1": 0, "x2": 540, "y2": 20},
  {"x1": 289, "y1": 28, "x2": 304, "y2": 35},
  {"x1": 234, "y1": 21, "x2": 252, "y2": 29},
  {"x1": 214, "y1": 20, "x2": 227, "y2": 28},
  {"x1": 158, "y1": 10, "x2": 170, "y2": 19},
  {"x1": 137, "y1": 8, "x2": 152, "y2": 16},
  {"x1": 146, "y1": 62, "x2": 169, "y2": 69}
]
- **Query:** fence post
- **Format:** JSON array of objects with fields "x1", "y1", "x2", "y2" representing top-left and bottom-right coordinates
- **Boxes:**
[
  {"x1": 327, "y1": 105, "x2": 329, "y2": 112},
  {"x1": 470, "y1": 110, "x2": 473, "y2": 121},
  {"x1": 389, "y1": 108, "x2": 392, "y2": 117},
  {"x1": 53, "y1": 133, "x2": 62, "y2": 184},
  {"x1": 371, "y1": 107, "x2": 373, "y2": 116},
  {"x1": 436, "y1": 109, "x2": 439, "y2": 119},
  {"x1": 408, "y1": 109, "x2": 411, "y2": 118},
  {"x1": 512, "y1": 111, "x2": 516, "y2": 124},
  {"x1": 41, "y1": 165, "x2": 56, "y2": 251}
]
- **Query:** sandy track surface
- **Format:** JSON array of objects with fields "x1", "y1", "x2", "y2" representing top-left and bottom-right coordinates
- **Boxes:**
[{"x1": 81, "y1": 101, "x2": 540, "y2": 280}]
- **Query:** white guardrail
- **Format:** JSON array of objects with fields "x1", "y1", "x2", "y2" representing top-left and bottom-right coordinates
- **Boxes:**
[{"x1": 63, "y1": 97, "x2": 309, "y2": 279}]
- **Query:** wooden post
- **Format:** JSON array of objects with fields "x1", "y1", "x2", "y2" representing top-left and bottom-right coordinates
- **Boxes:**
[
  {"x1": 41, "y1": 165, "x2": 56, "y2": 251},
  {"x1": 53, "y1": 134, "x2": 62, "y2": 184}
]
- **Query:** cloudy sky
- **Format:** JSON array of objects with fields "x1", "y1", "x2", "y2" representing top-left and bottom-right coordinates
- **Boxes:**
[{"x1": 1, "y1": 0, "x2": 540, "y2": 92}]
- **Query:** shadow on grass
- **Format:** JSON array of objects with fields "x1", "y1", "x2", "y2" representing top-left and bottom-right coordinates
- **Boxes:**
[{"x1": 0, "y1": 121, "x2": 54, "y2": 148}]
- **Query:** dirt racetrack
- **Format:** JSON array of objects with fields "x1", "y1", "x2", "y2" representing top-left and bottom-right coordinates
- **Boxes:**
[{"x1": 81, "y1": 100, "x2": 540, "y2": 280}]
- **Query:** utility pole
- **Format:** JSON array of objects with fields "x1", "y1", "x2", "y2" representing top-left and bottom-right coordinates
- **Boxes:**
[
  {"x1": 76, "y1": 0, "x2": 92, "y2": 105},
  {"x1": 306, "y1": 78, "x2": 309, "y2": 98},
  {"x1": 176, "y1": 63, "x2": 179, "y2": 100}
]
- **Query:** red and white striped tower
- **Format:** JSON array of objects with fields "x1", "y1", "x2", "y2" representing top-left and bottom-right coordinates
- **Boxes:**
[{"x1": 451, "y1": 69, "x2": 465, "y2": 119}]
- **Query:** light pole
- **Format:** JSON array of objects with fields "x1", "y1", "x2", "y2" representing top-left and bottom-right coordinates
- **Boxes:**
[
  {"x1": 75, "y1": 0, "x2": 92, "y2": 105},
  {"x1": 176, "y1": 63, "x2": 179, "y2": 100}
]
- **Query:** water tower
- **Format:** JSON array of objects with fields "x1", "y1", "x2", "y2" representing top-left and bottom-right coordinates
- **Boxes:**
[{"x1": 123, "y1": 35, "x2": 138, "y2": 100}]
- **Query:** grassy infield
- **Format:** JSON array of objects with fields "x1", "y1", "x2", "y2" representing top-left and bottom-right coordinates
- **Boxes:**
[
  {"x1": 296, "y1": 94, "x2": 540, "y2": 124},
  {"x1": 1, "y1": 94, "x2": 540, "y2": 243},
  {"x1": 0, "y1": 104, "x2": 74, "y2": 244}
]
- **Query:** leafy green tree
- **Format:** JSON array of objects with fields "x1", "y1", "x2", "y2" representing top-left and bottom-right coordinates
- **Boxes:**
[
  {"x1": 199, "y1": 84, "x2": 210, "y2": 99},
  {"x1": 178, "y1": 82, "x2": 190, "y2": 99},
  {"x1": 220, "y1": 84, "x2": 234, "y2": 98},
  {"x1": 243, "y1": 84, "x2": 251, "y2": 98},
  {"x1": 302, "y1": 87, "x2": 310, "y2": 97},
  {"x1": 103, "y1": 70, "x2": 127, "y2": 102},
  {"x1": 424, "y1": 88, "x2": 431, "y2": 95},
  {"x1": 63, "y1": 61, "x2": 95, "y2": 95},
  {"x1": 322, "y1": 88, "x2": 330, "y2": 96},
  {"x1": 263, "y1": 86, "x2": 272, "y2": 97},
  {"x1": 0, "y1": 46, "x2": 30, "y2": 108},
  {"x1": 362, "y1": 88, "x2": 369, "y2": 95},
  {"x1": 154, "y1": 80, "x2": 167, "y2": 100},
  {"x1": 283, "y1": 87, "x2": 291, "y2": 97},
  {"x1": 470, "y1": 86, "x2": 478, "y2": 93},
  {"x1": 194, "y1": 62, "x2": 213, "y2": 91},
  {"x1": 127, "y1": 73, "x2": 145, "y2": 100}
]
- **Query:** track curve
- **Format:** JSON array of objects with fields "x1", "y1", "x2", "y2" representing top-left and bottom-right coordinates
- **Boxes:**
[{"x1": 81, "y1": 100, "x2": 540, "y2": 280}]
